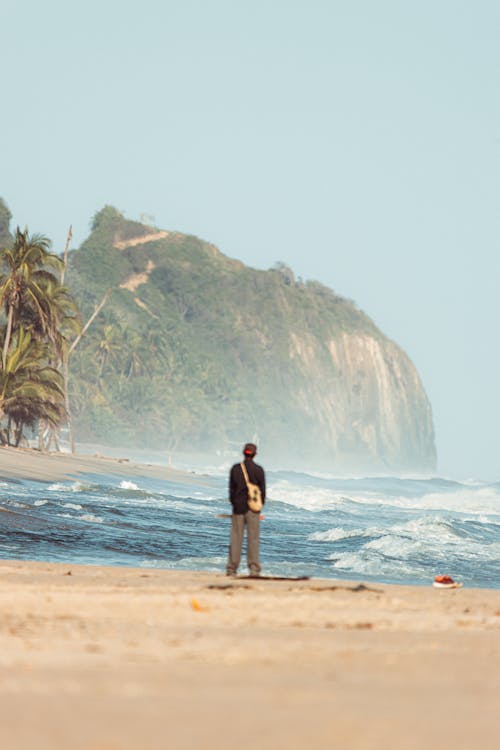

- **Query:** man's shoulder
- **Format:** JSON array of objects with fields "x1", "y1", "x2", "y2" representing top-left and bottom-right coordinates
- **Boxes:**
[{"x1": 231, "y1": 460, "x2": 264, "y2": 474}]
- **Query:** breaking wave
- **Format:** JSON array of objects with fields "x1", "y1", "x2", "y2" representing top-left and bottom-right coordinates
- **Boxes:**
[{"x1": 0, "y1": 468, "x2": 498, "y2": 588}]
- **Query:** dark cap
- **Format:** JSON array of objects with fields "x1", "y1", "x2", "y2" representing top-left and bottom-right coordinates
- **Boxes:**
[{"x1": 243, "y1": 443, "x2": 257, "y2": 457}]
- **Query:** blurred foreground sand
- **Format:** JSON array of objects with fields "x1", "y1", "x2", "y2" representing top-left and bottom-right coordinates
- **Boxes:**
[{"x1": 0, "y1": 560, "x2": 499, "y2": 750}]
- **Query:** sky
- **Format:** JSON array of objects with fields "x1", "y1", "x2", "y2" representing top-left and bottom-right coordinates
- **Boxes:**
[{"x1": 1, "y1": 1, "x2": 498, "y2": 478}]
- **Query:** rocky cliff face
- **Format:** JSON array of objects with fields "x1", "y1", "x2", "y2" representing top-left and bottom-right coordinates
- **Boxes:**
[
  {"x1": 67, "y1": 207, "x2": 436, "y2": 473},
  {"x1": 287, "y1": 330, "x2": 435, "y2": 471}
]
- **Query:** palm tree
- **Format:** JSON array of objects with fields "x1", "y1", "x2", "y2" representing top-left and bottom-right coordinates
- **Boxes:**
[
  {"x1": 123, "y1": 330, "x2": 150, "y2": 379},
  {"x1": 0, "y1": 227, "x2": 63, "y2": 366},
  {"x1": 0, "y1": 227, "x2": 83, "y2": 450},
  {"x1": 97, "y1": 324, "x2": 124, "y2": 378},
  {"x1": 32, "y1": 278, "x2": 80, "y2": 360},
  {"x1": 0, "y1": 328, "x2": 65, "y2": 446},
  {"x1": 34, "y1": 279, "x2": 81, "y2": 451}
]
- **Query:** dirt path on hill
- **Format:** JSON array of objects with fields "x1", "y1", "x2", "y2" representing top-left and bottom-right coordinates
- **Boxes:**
[
  {"x1": 113, "y1": 230, "x2": 170, "y2": 250},
  {"x1": 120, "y1": 259, "x2": 156, "y2": 292}
]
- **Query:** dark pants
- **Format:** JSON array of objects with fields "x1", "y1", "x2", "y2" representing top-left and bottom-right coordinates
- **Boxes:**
[{"x1": 227, "y1": 511, "x2": 261, "y2": 575}]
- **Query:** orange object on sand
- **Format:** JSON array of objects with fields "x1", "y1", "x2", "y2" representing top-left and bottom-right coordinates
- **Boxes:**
[{"x1": 190, "y1": 597, "x2": 209, "y2": 612}]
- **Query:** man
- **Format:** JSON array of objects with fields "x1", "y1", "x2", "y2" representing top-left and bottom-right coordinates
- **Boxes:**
[{"x1": 226, "y1": 442, "x2": 266, "y2": 577}]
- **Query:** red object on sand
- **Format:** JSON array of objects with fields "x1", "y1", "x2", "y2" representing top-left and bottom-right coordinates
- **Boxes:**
[{"x1": 434, "y1": 575, "x2": 455, "y2": 584}]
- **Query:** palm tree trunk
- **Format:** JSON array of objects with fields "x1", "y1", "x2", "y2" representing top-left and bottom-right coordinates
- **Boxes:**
[
  {"x1": 38, "y1": 420, "x2": 45, "y2": 452},
  {"x1": 60, "y1": 225, "x2": 73, "y2": 285},
  {"x1": 2, "y1": 303, "x2": 14, "y2": 367},
  {"x1": 68, "y1": 289, "x2": 112, "y2": 356},
  {"x1": 63, "y1": 353, "x2": 76, "y2": 454}
]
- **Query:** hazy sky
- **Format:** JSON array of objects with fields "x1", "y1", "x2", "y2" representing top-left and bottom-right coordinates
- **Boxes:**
[{"x1": 1, "y1": 1, "x2": 498, "y2": 477}]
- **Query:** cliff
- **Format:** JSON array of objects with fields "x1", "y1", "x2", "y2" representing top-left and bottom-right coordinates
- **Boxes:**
[{"x1": 66, "y1": 206, "x2": 436, "y2": 472}]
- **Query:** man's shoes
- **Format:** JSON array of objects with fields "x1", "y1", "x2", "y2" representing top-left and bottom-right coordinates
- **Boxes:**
[
  {"x1": 226, "y1": 571, "x2": 236, "y2": 577},
  {"x1": 249, "y1": 571, "x2": 261, "y2": 578}
]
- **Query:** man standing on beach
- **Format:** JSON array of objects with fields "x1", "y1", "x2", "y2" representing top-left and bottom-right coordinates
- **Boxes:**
[{"x1": 226, "y1": 443, "x2": 266, "y2": 577}]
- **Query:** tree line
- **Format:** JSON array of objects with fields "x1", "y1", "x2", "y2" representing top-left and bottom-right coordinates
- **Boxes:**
[
  {"x1": 0, "y1": 210, "x2": 170, "y2": 452},
  {"x1": 0, "y1": 224, "x2": 82, "y2": 448}
]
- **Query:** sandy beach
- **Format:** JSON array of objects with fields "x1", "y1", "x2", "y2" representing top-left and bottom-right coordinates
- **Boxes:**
[
  {"x1": 0, "y1": 445, "x2": 203, "y2": 484},
  {"x1": 0, "y1": 559, "x2": 498, "y2": 750},
  {"x1": 0, "y1": 448, "x2": 499, "y2": 748}
]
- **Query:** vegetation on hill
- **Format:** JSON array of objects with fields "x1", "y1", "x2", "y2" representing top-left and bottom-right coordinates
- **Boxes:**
[
  {"x1": 64, "y1": 206, "x2": 436, "y2": 470},
  {"x1": 66, "y1": 207, "x2": 376, "y2": 455},
  {"x1": 0, "y1": 199, "x2": 435, "y2": 470}
]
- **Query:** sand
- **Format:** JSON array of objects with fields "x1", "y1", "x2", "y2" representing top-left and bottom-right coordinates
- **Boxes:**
[
  {"x1": 0, "y1": 447, "x2": 498, "y2": 748},
  {"x1": 0, "y1": 445, "x2": 205, "y2": 484},
  {"x1": 0, "y1": 560, "x2": 498, "y2": 750}
]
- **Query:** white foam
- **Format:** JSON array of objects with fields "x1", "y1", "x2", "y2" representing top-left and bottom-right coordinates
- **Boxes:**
[
  {"x1": 57, "y1": 512, "x2": 103, "y2": 523},
  {"x1": 309, "y1": 526, "x2": 373, "y2": 542},
  {"x1": 331, "y1": 549, "x2": 421, "y2": 578},
  {"x1": 79, "y1": 514, "x2": 103, "y2": 523},
  {"x1": 63, "y1": 503, "x2": 83, "y2": 510},
  {"x1": 269, "y1": 480, "x2": 348, "y2": 512},
  {"x1": 326, "y1": 520, "x2": 500, "y2": 580},
  {"x1": 471, "y1": 514, "x2": 500, "y2": 527},
  {"x1": 389, "y1": 517, "x2": 462, "y2": 544},
  {"x1": 359, "y1": 487, "x2": 500, "y2": 516},
  {"x1": 268, "y1": 478, "x2": 500, "y2": 517},
  {"x1": 363, "y1": 535, "x2": 428, "y2": 557},
  {"x1": 49, "y1": 481, "x2": 86, "y2": 493},
  {"x1": 119, "y1": 480, "x2": 139, "y2": 490},
  {"x1": 309, "y1": 517, "x2": 463, "y2": 546},
  {"x1": 34, "y1": 499, "x2": 48, "y2": 506}
]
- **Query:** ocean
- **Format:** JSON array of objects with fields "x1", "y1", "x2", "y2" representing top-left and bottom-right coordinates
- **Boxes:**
[{"x1": 0, "y1": 459, "x2": 499, "y2": 589}]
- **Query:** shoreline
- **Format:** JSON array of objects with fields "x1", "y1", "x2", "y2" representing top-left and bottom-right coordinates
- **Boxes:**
[
  {"x1": 1, "y1": 552, "x2": 498, "y2": 593},
  {"x1": 0, "y1": 444, "x2": 206, "y2": 484},
  {"x1": 0, "y1": 446, "x2": 498, "y2": 593},
  {"x1": 0, "y1": 560, "x2": 499, "y2": 750}
]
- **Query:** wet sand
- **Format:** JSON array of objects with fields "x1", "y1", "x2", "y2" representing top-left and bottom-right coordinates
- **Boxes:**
[
  {"x1": 0, "y1": 560, "x2": 498, "y2": 750},
  {"x1": 0, "y1": 445, "x2": 201, "y2": 484}
]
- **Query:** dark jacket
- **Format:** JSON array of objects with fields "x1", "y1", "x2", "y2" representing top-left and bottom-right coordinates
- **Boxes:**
[{"x1": 229, "y1": 458, "x2": 266, "y2": 515}]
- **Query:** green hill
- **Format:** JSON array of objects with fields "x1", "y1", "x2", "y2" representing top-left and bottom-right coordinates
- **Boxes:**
[
  {"x1": 66, "y1": 206, "x2": 435, "y2": 471},
  {"x1": 0, "y1": 199, "x2": 13, "y2": 248}
]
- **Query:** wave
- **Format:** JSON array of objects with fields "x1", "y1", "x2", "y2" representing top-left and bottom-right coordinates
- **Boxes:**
[
  {"x1": 269, "y1": 477, "x2": 500, "y2": 517},
  {"x1": 313, "y1": 515, "x2": 498, "y2": 550},
  {"x1": 56, "y1": 512, "x2": 104, "y2": 524},
  {"x1": 309, "y1": 527, "x2": 374, "y2": 542},
  {"x1": 2, "y1": 467, "x2": 499, "y2": 588},
  {"x1": 49, "y1": 481, "x2": 91, "y2": 493},
  {"x1": 319, "y1": 513, "x2": 500, "y2": 584},
  {"x1": 119, "y1": 480, "x2": 139, "y2": 490}
]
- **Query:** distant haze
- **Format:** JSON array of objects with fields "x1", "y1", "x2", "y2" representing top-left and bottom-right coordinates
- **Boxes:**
[{"x1": 1, "y1": 1, "x2": 498, "y2": 478}]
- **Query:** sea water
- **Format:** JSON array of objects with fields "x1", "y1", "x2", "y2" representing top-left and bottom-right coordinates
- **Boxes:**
[{"x1": 0, "y1": 463, "x2": 499, "y2": 588}]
